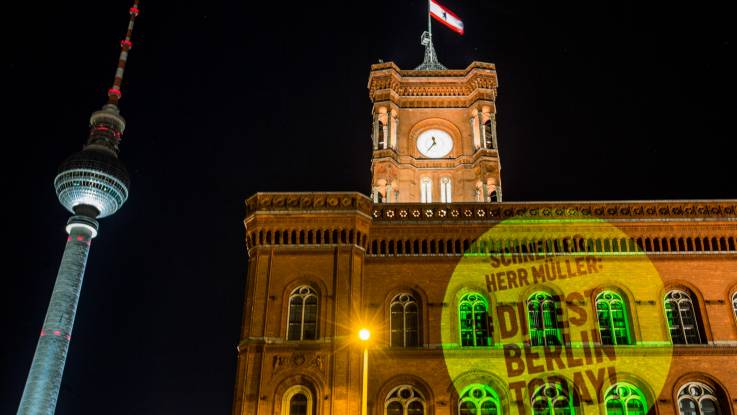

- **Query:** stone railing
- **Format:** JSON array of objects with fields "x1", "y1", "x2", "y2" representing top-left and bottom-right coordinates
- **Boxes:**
[
  {"x1": 370, "y1": 200, "x2": 737, "y2": 222},
  {"x1": 245, "y1": 194, "x2": 737, "y2": 222},
  {"x1": 245, "y1": 192, "x2": 372, "y2": 217}
]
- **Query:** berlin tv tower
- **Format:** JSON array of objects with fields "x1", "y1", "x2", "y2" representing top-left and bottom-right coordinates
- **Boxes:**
[{"x1": 18, "y1": 2, "x2": 140, "y2": 413}]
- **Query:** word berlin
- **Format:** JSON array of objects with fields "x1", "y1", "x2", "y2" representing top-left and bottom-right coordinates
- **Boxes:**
[{"x1": 486, "y1": 255, "x2": 604, "y2": 293}]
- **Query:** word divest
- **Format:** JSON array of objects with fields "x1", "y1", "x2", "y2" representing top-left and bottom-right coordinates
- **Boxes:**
[{"x1": 441, "y1": 218, "x2": 672, "y2": 414}]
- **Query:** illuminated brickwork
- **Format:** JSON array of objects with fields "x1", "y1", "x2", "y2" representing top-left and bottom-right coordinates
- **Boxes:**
[{"x1": 233, "y1": 62, "x2": 737, "y2": 415}]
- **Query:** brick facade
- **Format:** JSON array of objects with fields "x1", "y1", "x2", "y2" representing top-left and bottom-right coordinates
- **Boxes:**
[{"x1": 232, "y1": 61, "x2": 737, "y2": 415}]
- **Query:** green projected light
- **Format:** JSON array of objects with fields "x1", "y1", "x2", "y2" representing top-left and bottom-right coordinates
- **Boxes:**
[{"x1": 442, "y1": 218, "x2": 673, "y2": 415}]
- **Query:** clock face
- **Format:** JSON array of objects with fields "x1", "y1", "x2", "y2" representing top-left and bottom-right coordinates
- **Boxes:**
[{"x1": 416, "y1": 129, "x2": 453, "y2": 158}]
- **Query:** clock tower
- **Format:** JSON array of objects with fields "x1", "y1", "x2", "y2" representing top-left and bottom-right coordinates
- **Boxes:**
[{"x1": 368, "y1": 57, "x2": 501, "y2": 204}]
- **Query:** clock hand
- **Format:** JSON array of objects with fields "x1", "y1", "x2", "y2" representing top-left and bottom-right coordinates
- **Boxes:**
[{"x1": 426, "y1": 142, "x2": 436, "y2": 151}]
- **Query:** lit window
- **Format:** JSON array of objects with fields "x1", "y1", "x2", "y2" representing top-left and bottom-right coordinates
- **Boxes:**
[
  {"x1": 596, "y1": 291, "x2": 632, "y2": 345},
  {"x1": 385, "y1": 385, "x2": 425, "y2": 415},
  {"x1": 664, "y1": 290, "x2": 703, "y2": 344},
  {"x1": 527, "y1": 292, "x2": 562, "y2": 346},
  {"x1": 458, "y1": 384, "x2": 500, "y2": 415},
  {"x1": 459, "y1": 293, "x2": 491, "y2": 347},
  {"x1": 390, "y1": 293, "x2": 420, "y2": 347},
  {"x1": 677, "y1": 382, "x2": 721, "y2": 415},
  {"x1": 483, "y1": 119, "x2": 494, "y2": 149},
  {"x1": 378, "y1": 121, "x2": 386, "y2": 149},
  {"x1": 440, "y1": 177, "x2": 452, "y2": 203},
  {"x1": 604, "y1": 382, "x2": 648, "y2": 415},
  {"x1": 531, "y1": 382, "x2": 576, "y2": 415},
  {"x1": 281, "y1": 385, "x2": 313, "y2": 415},
  {"x1": 420, "y1": 177, "x2": 432, "y2": 203},
  {"x1": 287, "y1": 286, "x2": 318, "y2": 341},
  {"x1": 290, "y1": 394, "x2": 308, "y2": 415}
]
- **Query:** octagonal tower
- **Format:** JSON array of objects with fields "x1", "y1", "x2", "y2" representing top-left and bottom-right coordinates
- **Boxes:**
[{"x1": 367, "y1": 58, "x2": 501, "y2": 204}]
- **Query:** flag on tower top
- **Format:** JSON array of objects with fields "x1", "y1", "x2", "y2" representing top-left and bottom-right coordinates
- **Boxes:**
[{"x1": 429, "y1": 0, "x2": 464, "y2": 35}]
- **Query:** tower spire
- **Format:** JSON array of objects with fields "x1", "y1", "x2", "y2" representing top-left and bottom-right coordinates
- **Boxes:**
[
  {"x1": 107, "y1": 0, "x2": 140, "y2": 107},
  {"x1": 84, "y1": 0, "x2": 141, "y2": 156}
]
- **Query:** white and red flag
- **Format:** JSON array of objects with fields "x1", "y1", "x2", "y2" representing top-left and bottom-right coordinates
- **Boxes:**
[{"x1": 429, "y1": 0, "x2": 464, "y2": 35}]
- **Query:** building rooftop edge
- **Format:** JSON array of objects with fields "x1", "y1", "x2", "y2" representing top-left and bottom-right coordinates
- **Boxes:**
[
  {"x1": 244, "y1": 193, "x2": 737, "y2": 222},
  {"x1": 369, "y1": 61, "x2": 496, "y2": 77},
  {"x1": 244, "y1": 192, "x2": 737, "y2": 205}
]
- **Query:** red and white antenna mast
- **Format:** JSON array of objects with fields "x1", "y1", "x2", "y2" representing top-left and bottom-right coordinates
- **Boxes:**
[{"x1": 107, "y1": 0, "x2": 140, "y2": 107}]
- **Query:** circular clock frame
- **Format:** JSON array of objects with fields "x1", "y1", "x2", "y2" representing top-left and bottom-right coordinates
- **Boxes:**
[{"x1": 416, "y1": 129, "x2": 453, "y2": 158}]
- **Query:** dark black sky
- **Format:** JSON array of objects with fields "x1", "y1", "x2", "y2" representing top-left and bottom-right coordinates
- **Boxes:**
[{"x1": 3, "y1": 0, "x2": 734, "y2": 413}]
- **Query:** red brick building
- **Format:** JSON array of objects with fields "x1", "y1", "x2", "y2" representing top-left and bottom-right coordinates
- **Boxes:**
[{"x1": 232, "y1": 60, "x2": 737, "y2": 415}]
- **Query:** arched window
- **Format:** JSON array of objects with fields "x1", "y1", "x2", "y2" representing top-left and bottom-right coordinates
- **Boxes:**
[
  {"x1": 281, "y1": 385, "x2": 314, "y2": 415},
  {"x1": 287, "y1": 286, "x2": 318, "y2": 341},
  {"x1": 440, "y1": 177, "x2": 452, "y2": 203},
  {"x1": 390, "y1": 293, "x2": 420, "y2": 347},
  {"x1": 664, "y1": 290, "x2": 703, "y2": 344},
  {"x1": 531, "y1": 382, "x2": 576, "y2": 415},
  {"x1": 483, "y1": 119, "x2": 494, "y2": 149},
  {"x1": 458, "y1": 384, "x2": 501, "y2": 415},
  {"x1": 420, "y1": 177, "x2": 432, "y2": 203},
  {"x1": 595, "y1": 291, "x2": 632, "y2": 345},
  {"x1": 378, "y1": 121, "x2": 386, "y2": 149},
  {"x1": 528, "y1": 292, "x2": 562, "y2": 346},
  {"x1": 385, "y1": 385, "x2": 425, "y2": 415},
  {"x1": 604, "y1": 382, "x2": 648, "y2": 415},
  {"x1": 677, "y1": 382, "x2": 721, "y2": 415},
  {"x1": 459, "y1": 293, "x2": 491, "y2": 347}
]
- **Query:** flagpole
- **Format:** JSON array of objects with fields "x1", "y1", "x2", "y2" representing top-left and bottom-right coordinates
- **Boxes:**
[{"x1": 427, "y1": 0, "x2": 432, "y2": 37}]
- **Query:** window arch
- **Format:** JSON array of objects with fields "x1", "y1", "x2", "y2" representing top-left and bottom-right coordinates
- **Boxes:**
[
  {"x1": 664, "y1": 290, "x2": 703, "y2": 344},
  {"x1": 459, "y1": 293, "x2": 491, "y2": 347},
  {"x1": 604, "y1": 382, "x2": 648, "y2": 415},
  {"x1": 390, "y1": 293, "x2": 420, "y2": 347},
  {"x1": 385, "y1": 385, "x2": 425, "y2": 415},
  {"x1": 531, "y1": 382, "x2": 576, "y2": 415},
  {"x1": 677, "y1": 382, "x2": 721, "y2": 415},
  {"x1": 458, "y1": 384, "x2": 501, "y2": 415},
  {"x1": 287, "y1": 286, "x2": 318, "y2": 341},
  {"x1": 527, "y1": 292, "x2": 562, "y2": 346},
  {"x1": 440, "y1": 177, "x2": 452, "y2": 203},
  {"x1": 595, "y1": 291, "x2": 632, "y2": 345},
  {"x1": 281, "y1": 385, "x2": 314, "y2": 415},
  {"x1": 420, "y1": 177, "x2": 432, "y2": 203}
]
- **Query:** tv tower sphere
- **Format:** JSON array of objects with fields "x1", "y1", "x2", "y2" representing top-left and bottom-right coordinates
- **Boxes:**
[{"x1": 55, "y1": 105, "x2": 130, "y2": 219}]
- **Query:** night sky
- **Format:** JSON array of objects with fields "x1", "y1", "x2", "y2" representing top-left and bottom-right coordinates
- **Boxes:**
[{"x1": 3, "y1": 0, "x2": 734, "y2": 413}]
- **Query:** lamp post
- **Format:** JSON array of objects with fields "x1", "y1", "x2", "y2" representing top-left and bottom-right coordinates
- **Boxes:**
[{"x1": 358, "y1": 328, "x2": 371, "y2": 415}]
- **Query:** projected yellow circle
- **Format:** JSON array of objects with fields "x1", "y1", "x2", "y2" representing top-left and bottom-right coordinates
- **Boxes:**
[{"x1": 441, "y1": 218, "x2": 672, "y2": 415}]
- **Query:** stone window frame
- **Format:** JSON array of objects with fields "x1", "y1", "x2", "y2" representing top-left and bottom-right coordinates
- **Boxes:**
[
  {"x1": 664, "y1": 289, "x2": 704, "y2": 345},
  {"x1": 389, "y1": 293, "x2": 420, "y2": 348},
  {"x1": 595, "y1": 290, "x2": 633, "y2": 345},
  {"x1": 676, "y1": 382, "x2": 721, "y2": 415},
  {"x1": 384, "y1": 385, "x2": 426, "y2": 415},
  {"x1": 527, "y1": 291, "x2": 563, "y2": 347},
  {"x1": 281, "y1": 385, "x2": 314, "y2": 415},
  {"x1": 287, "y1": 285, "x2": 319, "y2": 341}
]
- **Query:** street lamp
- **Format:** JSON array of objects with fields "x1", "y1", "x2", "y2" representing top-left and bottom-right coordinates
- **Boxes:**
[{"x1": 358, "y1": 328, "x2": 371, "y2": 415}]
